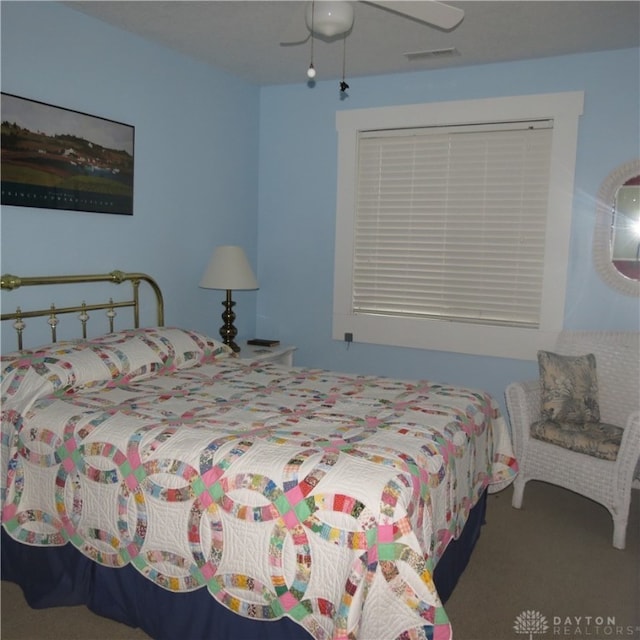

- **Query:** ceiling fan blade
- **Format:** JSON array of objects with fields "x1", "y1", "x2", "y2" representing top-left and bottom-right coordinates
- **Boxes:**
[
  {"x1": 364, "y1": 1, "x2": 464, "y2": 30},
  {"x1": 280, "y1": 33, "x2": 312, "y2": 47},
  {"x1": 279, "y1": 2, "x2": 311, "y2": 46}
]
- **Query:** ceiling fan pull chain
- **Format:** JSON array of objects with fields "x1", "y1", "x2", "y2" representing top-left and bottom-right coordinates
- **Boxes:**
[
  {"x1": 307, "y1": 0, "x2": 316, "y2": 79},
  {"x1": 340, "y1": 34, "x2": 349, "y2": 93}
]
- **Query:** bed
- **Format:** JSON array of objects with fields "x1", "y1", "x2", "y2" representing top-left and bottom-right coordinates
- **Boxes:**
[{"x1": 1, "y1": 271, "x2": 517, "y2": 640}]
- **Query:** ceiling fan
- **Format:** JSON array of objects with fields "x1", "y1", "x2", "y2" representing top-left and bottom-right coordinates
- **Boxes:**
[
  {"x1": 280, "y1": 1, "x2": 464, "y2": 90},
  {"x1": 280, "y1": 1, "x2": 465, "y2": 47}
]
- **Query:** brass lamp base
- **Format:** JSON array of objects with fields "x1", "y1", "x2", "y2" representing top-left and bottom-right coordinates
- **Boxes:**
[{"x1": 219, "y1": 289, "x2": 240, "y2": 352}]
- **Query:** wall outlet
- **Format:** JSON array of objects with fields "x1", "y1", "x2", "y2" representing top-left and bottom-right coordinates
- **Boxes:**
[{"x1": 344, "y1": 332, "x2": 353, "y2": 343}]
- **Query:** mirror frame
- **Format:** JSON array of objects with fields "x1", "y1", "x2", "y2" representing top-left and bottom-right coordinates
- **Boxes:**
[{"x1": 593, "y1": 158, "x2": 640, "y2": 297}]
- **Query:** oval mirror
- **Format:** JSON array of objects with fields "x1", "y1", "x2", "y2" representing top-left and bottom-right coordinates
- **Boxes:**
[{"x1": 593, "y1": 159, "x2": 640, "y2": 296}]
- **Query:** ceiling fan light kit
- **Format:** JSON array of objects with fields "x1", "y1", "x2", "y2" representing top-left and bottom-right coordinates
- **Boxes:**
[{"x1": 305, "y1": 1, "x2": 355, "y2": 38}]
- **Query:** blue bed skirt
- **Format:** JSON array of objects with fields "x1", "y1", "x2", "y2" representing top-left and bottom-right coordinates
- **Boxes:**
[{"x1": 2, "y1": 490, "x2": 487, "y2": 639}]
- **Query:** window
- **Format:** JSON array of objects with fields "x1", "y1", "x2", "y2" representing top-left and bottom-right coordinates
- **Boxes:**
[{"x1": 333, "y1": 93, "x2": 584, "y2": 360}]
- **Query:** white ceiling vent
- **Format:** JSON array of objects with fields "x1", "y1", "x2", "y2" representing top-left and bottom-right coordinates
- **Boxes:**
[{"x1": 403, "y1": 47, "x2": 460, "y2": 61}]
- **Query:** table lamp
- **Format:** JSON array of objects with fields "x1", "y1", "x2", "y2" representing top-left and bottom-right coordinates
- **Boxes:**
[{"x1": 199, "y1": 245, "x2": 258, "y2": 352}]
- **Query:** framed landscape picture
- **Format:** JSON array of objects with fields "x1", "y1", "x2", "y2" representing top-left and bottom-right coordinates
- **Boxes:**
[{"x1": 1, "y1": 93, "x2": 134, "y2": 215}]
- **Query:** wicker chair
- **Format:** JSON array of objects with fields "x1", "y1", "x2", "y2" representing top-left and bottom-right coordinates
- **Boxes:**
[{"x1": 505, "y1": 331, "x2": 640, "y2": 549}]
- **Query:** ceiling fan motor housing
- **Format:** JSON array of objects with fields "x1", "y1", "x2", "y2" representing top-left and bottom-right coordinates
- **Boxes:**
[{"x1": 305, "y1": 1, "x2": 355, "y2": 38}]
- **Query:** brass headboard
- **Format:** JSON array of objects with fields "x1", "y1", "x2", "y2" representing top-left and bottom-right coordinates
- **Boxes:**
[{"x1": 1, "y1": 270, "x2": 164, "y2": 350}]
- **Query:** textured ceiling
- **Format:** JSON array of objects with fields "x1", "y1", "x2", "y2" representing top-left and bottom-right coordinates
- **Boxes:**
[{"x1": 65, "y1": 1, "x2": 640, "y2": 86}]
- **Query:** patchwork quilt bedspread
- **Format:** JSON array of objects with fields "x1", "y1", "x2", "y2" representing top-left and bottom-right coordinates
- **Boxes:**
[{"x1": 1, "y1": 327, "x2": 517, "y2": 640}]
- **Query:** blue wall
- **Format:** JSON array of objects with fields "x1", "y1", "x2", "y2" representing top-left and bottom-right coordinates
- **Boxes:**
[
  {"x1": 1, "y1": 1, "x2": 261, "y2": 347},
  {"x1": 256, "y1": 49, "x2": 640, "y2": 406},
  {"x1": 2, "y1": 2, "x2": 639, "y2": 411}
]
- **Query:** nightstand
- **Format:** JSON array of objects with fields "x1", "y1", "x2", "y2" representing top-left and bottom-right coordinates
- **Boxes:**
[{"x1": 238, "y1": 342, "x2": 297, "y2": 366}]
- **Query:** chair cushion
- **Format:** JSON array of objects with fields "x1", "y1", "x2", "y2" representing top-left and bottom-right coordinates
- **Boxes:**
[
  {"x1": 530, "y1": 420, "x2": 622, "y2": 461},
  {"x1": 538, "y1": 350, "x2": 601, "y2": 423}
]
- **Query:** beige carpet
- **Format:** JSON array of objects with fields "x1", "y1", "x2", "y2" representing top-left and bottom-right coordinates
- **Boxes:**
[{"x1": 2, "y1": 482, "x2": 638, "y2": 640}]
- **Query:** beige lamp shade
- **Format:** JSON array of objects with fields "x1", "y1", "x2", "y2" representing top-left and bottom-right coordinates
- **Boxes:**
[{"x1": 199, "y1": 246, "x2": 258, "y2": 291}]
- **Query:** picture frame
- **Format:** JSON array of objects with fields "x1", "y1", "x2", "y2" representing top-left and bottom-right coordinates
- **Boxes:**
[{"x1": 1, "y1": 93, "x2": 134, "y2": 215}]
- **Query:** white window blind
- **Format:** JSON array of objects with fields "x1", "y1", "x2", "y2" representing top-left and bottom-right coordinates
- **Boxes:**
[{"x1": 353, "y1": 121, "x2": 553, "y2": 328}]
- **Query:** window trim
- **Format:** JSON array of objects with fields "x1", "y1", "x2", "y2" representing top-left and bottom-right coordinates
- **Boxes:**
[{"x1": 333, "y1": 92, "x2": 584, "y2": 360}]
